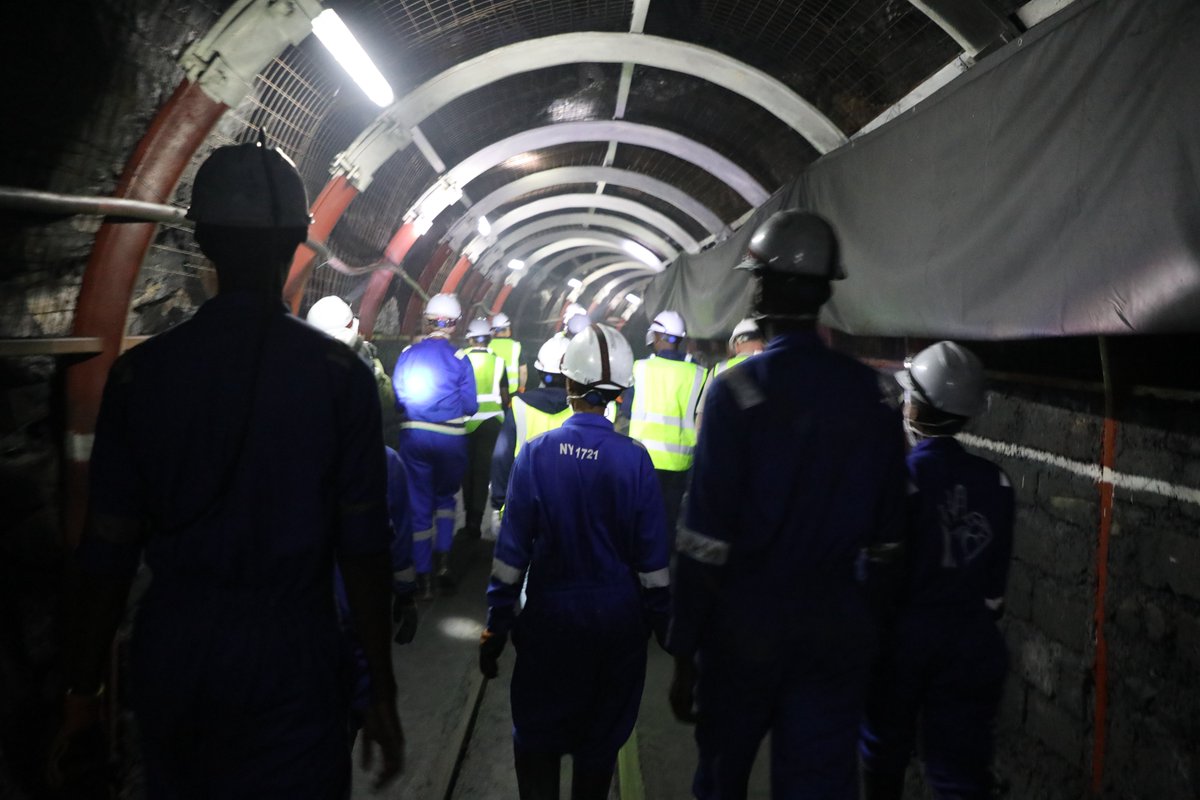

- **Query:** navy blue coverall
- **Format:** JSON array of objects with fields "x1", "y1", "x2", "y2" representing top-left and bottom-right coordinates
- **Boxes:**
[
  {"x1": 79, "y1": 292, "x2": 390, "y2": 798},
  {"x1": 336, "y1": 445, "x2": 416, "y2": 731},
  {"x1": 860, "y1": 437, "x2": 1014, "y2": 798},
  {"x1": 668, "y1": 331, "x2": 908, "y2": 800},
  {"x1": 392, "y1": 336, "x2": 477, "y2": 573},
  {"x1": 487, "y1": 413, "x2": 670, "y2": 770}
]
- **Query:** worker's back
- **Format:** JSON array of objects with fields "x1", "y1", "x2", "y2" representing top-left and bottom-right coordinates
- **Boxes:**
[
  {"x1": 92, "y1": 291, "x2": 386, "y2": 606},
  {"x1": 684, "y1": 330, "x2": 907, "y2": 649}
]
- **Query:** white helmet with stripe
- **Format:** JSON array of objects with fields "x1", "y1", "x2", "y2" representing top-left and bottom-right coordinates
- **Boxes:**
[{"x1": 562, "y1": 324, "x2": 634, "y2": 391}]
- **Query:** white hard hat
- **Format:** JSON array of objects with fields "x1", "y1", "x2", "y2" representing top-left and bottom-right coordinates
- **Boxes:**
[
  {"x1": 425, "y1": 293, "x2": 462, "y2": 321},
  {"x1": 466, "y1": 318, "x2": 492, "y2": 339},
  {"x1": 534, "y1": 335, "x2": 571, "y2": 374},
  {"x1": 645, "y1": 310, "x2": 686, "y2": 345},
  {"x1": 896, "y1": 341, "x2": 986, "y2": 417},
  {"x1": 306, "y1": 295, "x2": 359, "y2": 345},
  {"x1": 729, "y1": 318, "x2": 762, "y2": 348},
  {"x1": 562, "y1": 302, "x2": 588, "y2": 324},
  {"x1": 490, "y1": 312, "x2": 511, "y2": 330},
  {"x1": 186, "y1": 140, "x2": 312, "y2": 229},
  {"x1": 562, "y1": 324, "x2": 634, "y2": 391},
  {"x1": 565, "y1": 311, "x2": 591, "y2": 336}
]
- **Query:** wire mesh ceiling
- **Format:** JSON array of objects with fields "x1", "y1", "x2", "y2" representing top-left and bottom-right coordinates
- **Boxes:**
[
  {"x1": 340, "y1": 0, "x2": 634, "y2": 92},
  {"x1": 644, "y1": 0, "x2": 959, "y2": 131},
  {"x1": 135, "y1": 0, "x2": 974, "y2": 338},
  {"x1": 418, "y1": 64, "x2": 621, "y2": 167}
]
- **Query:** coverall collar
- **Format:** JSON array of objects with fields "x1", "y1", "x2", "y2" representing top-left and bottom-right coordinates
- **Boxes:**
[
  {"x1": 911, "y1": 435, "x2": 965, "y2": 454},
  {"x1": 562, "y1": 412, "x2": 613, "y2": 431},
  {"x1": 765, "y1": 329, "x2": 822, "y2": 351},
  {"x1": 651, "y1": 348, "x2": 687, "y2": 362}
]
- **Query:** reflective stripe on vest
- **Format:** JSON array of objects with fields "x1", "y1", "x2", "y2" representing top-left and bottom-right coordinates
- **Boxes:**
[
  {"x1": 458, "y1": 347, "x2": 504, "y2": 432},
  {"x1": 401, "y1": 420, "x2": 468, "y2": 436},
  {"x1": 629, "y1": 356, "x2": 705, "y2": 471},
  {"x1": 711, "y1": 353, "x2": 750, "y2": 378},
  {"x1": 512, "y1": 397, "x2": 573, "y2": 455},
  {"x1": 490, "y1": 338, "x2": 521, "y2": 391}
]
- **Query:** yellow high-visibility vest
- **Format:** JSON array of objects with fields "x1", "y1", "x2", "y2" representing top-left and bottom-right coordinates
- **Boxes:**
[
  {"x1": 456, "y1": 346, "x2": 505, "y2": 433},
  {"x1": 711, "y1": 353, "x2": 751, "y2": 378},
  {"x1": 512, "y1": 396, "x2": 572, "y2": 455},
  {"x1": 490, "y1": 338, "x2": 522, "y2": 392},
  {"x1": 629, "y1": 355, "x2": 706, "y2": 471}
]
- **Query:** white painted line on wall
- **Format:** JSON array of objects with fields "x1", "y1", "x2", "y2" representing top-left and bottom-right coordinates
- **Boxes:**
[{"x1": 958, "y1": 433, "x2": 1200, "y2": 507}]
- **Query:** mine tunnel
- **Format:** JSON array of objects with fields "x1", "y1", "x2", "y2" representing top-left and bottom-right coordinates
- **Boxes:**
[{"x1": 2, "y1": 0, "x2": 1199, "y2": 797}]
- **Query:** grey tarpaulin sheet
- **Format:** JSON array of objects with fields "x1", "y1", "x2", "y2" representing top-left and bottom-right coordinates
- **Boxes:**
[{"x1": 644, "y1": 0, "x2": 1200, "y2": 340}]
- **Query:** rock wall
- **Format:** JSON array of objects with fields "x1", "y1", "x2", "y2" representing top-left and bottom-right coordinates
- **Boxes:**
[{"x1": 896, "y1": 380, "x2": 1200, "y2": 799}]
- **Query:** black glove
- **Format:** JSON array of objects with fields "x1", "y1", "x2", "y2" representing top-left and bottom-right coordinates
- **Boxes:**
[
  {"x1": 479, "y1": 629, "x2": 508, "y2": 679},
  {"x1": 392, "y1": 593, "x2": 419, "y2": 645}
]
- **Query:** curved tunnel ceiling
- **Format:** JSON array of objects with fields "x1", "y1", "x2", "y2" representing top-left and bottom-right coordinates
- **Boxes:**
[
  {"x1": 67, "y1": 0, "x2": 1048, "y2": 344},
  {"x1": 414, "y1": 120, "x2": 771, "y2": 214},
  {"x1": 445, "y1": 166, "x2": 727, "y2": 247},
  {"x1": 471, "y1": 193, "x2": 702, "y2": 268},
  {"x1": 354, "y1": 32, "x2": 847, "y2": 156},
  {"x1": 475, "y1": 212, "x2": 681, "y2": 264},
  {"x1": 483, "y1": 232, "x2": 660, "y2": 279}
]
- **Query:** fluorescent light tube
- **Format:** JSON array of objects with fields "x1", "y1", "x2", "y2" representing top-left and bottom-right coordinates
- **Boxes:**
[{"x1": 312, "y1": 10, "x2": 395, "y2": 107}]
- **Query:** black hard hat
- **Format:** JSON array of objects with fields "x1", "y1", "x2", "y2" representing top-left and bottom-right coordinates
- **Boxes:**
[
  {"x1": 187, "y1": 139, "x2": 312, "y2": 229},
  {"x1": 735, "y1": 210, "x2": 844, "y2": 280}
]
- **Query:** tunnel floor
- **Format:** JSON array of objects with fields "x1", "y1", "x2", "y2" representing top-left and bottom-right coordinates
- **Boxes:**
[{"x1": 349, "y1": 536, "x2": 772, "y2": 799}]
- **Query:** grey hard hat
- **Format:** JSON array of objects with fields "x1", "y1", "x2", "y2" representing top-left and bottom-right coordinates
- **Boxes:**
[
  {"x1": 187, "y1": 140, "x2": 312, "y2": 229},
  {"x1": 735, "y1": 210, "x2": 844, "y2": 280},
  {"x1": 897, "y1": 341, "x2": 987, "y2": 417}
]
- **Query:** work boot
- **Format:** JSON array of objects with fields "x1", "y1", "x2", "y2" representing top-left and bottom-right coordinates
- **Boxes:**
[
  {"x1": 434, "y1": 551, "x2": 456, "y2": 595},
  {"x1": 416, "y1": 573, "x2": 435, "y2": 602}
]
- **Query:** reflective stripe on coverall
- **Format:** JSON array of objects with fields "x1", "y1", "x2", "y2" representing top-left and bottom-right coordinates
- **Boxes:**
[
  {"x1": 392, "y1": 337, "x2": 477, "y2": 572},
  {"x1": 488, "y1": 413, "x2": 669, "y2": 769},
  {"x1": 668, "y1": 332, "x2": 908, "y2": 800}
]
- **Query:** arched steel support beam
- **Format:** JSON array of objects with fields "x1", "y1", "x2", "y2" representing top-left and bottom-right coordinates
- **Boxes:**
[
  {"x1": 479, "y1": 213, "x2": 679, "y2": 266},
  {"x1": 473, "y1": 193, "x2": 697, "y2": 272},
  {"x1": 496, "y1": 235, "x2": 648, "y2": 279},
  {"x1": 343, "y1": 32, "x2": 845, "y2": 192},
  {"x1": 446, "y1": 166, "x2": 726, "y2": 248},
  {"x1": 589, "y1": 271, "x2": 657, "y2": 313},
  {"x1": 907, "y1": 0, "x2": 1018, "y2": 57},
  {"x1": 511, "y1": 253, "x2": 630, "y2": 325},
  {"x1": 436, "y1": 121, "x2": 767, "y2": 210}
]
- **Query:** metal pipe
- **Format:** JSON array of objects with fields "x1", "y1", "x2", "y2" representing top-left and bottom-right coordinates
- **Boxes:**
[{"x1": 0, "y1": 187, "x2": 188, "y2": 222}]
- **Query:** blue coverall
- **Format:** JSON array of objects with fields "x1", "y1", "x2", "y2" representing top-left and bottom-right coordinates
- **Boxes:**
[
  {"x1": 487, "y1": 413, "x2": 670, "y2": 770},
  {"x1": 489, "y1": 381, "x2": 569, "y2": 511},
  {"x1": 668, "y1": 331, "x2": 908, "y2": 800},
  {"x1": 860, "y1": 437, "x2": 1014, "y2": 798},
  {"x1": 79, "y1": 291, "x2": 390, "y2": 798},
  {"x1": 336, "y1": 445, "x2": 416, "y2": 731},
  {"x1": 392, "y1": 336, "x2": 477, "y2": 573}
]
